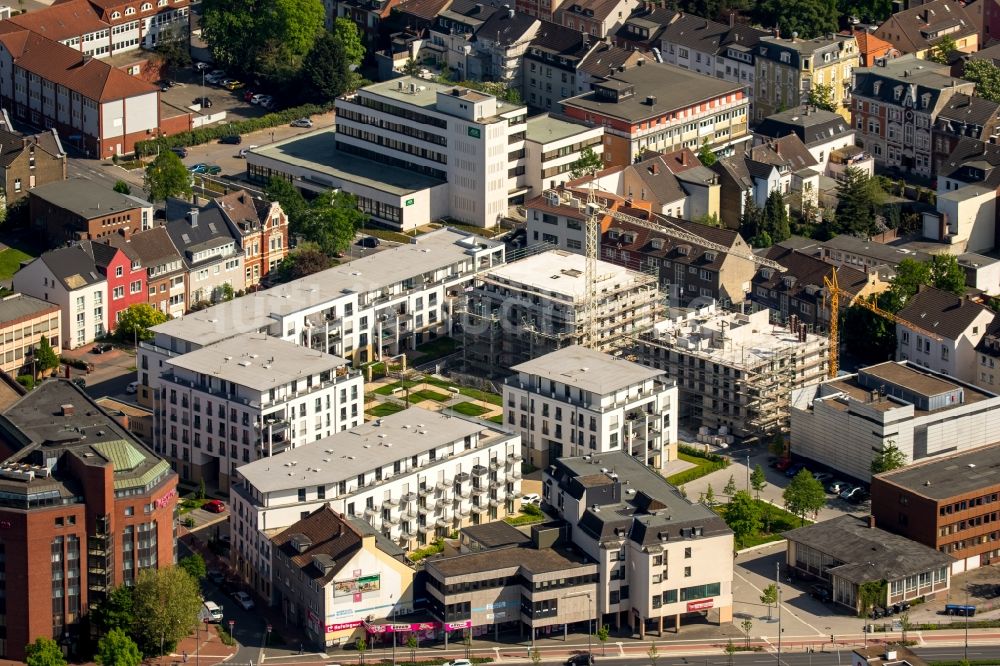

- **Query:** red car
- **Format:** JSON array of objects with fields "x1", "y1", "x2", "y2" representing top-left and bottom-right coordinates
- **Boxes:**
[
  {"x1": 243, "y1": 90, "x2": 255, "y2": 103},
  {"x1": 204, "y1": 499, "x2": 226, "y2": 513}
]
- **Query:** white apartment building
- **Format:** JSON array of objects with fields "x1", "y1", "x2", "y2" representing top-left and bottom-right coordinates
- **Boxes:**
[
  {"x1": 790, "y1": 361, "x2": 1000, "y2": 482},
  {"x1": 231, "y1": 406, "x2": 523, "y2": 599},
  {"x1": 636, "y1": 304, "x2": 829, "y2": 439},
  {"x1": 544, "y1": 452, "x2": 734, "y2": 635},
  {"x1": 335, "y1": 77, "x2": 529, "y2": 227},
  {"x1": 154, "y1": 333, "x2": 364, "y2": 490},
  {"x1": 503, "y1": 345, "x2": 678, "y2": 469},
  {"x1": 137, "y1": 227, "x2": 505, "y2": 402},
  {"x1": 13, "y1": 245, "x2": 107, "y2": 350},
  {"x1": 524, "y1": 114, "x2": 604, "y2": 199}
]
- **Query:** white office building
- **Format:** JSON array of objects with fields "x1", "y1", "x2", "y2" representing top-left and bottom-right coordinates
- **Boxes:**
[
  {"x1": 335, "y1": 77, "x2": 529, "y2": 228},
  {"x1": 231, "y1": 406, "x2": 523, "y2": 599},
  {"x1": 154, "y1": 333, "x2": 364, "y2": 490},
  {"x1": 503, "y1": 345, "x2": 678, "y2": 469}
]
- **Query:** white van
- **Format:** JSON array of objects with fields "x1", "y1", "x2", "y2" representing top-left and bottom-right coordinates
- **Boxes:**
[{"x1": 199, "y1": 600, "x2": 223, "y2": 623}]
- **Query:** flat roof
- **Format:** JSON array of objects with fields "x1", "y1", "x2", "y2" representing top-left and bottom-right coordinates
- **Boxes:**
[
  {"x1": 425, "y1": 544, "x2": 595, "y2": 577},
  {"x1": 485, "y1": 249, "x2": 647, "y2": 299},
  {"x1": 525, "y1": 113, "x2": 598, "y2": 144},
  {"x1": 876, "y1": 442, "x2": 1000, "y2": 500},
  {"x1": 151, "y1": 227, "x2": 501, "y2": 347},
  {"x1": 30, "y1": 178, "x2": 148, "y2": 218},
  {"x1": 166, "y1": 333, "x2": 349, "y2": 391},
  {"x1": 862, "y1": 361, "x2": 969, "y2": 399},
  {"x1": 460, "y1": 521, "x2": 531, "y2": 549},
  {"x1": 821, "y1": 234, "x2": 930, "y2": 265},
  {"x1": 511, "y1": 345, "x2": 662, "y2": 395},
  {"x1": 237, "y1": 406, "x2": 513, "y2": 493},
  {"x1": 249, "y1": 128, "x2": 444, "y2": 196},
  {"x1": 359, "y1": 76, "x2": 525, "y2": 118},
  {"x1": 0, "y1": 293, "x2": 58, "y2": 325}
]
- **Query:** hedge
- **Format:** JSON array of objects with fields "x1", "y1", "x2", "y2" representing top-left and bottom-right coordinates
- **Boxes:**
[
  {"x1": 678, "y1": 444, "x2": 730, "y2": 464},
  {"x1": 135, "y1": 103, "x2": 333, "y2": 155}
]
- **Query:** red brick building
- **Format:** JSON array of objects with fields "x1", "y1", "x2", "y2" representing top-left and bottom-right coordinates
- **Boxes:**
[
  {"x1": 0, "y1": 380, "x2": 177, "y2": 660},
  {"x1": 214, "y1": 190, "x2": 289, "y2": 287},
  {"x1": 30, "y1": 178, "x2": 152, "y2": 246},
  {"x1": 88, "y1": 241, "x2": 147, "y2": 331}
]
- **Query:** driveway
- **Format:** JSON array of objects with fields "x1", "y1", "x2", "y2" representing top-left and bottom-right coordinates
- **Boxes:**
[{"x1": 64, "y1": 341, "x2": 138, "y2": 402}]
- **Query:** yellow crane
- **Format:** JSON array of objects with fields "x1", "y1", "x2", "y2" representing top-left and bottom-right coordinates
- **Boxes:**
[{"x1": 823, "y1": 269, "x2": 942, "y2": 378}]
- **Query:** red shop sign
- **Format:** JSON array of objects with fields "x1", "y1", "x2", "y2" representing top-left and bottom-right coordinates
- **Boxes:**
[{"x1": 686, "y1": 599, "x2": 714, "y2": 612}]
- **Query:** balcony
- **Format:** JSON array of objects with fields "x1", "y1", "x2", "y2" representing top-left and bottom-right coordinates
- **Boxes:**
[
  {"x1": 418, "y1": 503, "x2": 432, "y2": 514},
  {"x1": 401, "y1": 492, "x2": 418, "y2": 505},
  {"x1": 436, "y1": 517, "x2": 451, "y2": 529},
  {"x1": 418, "y1": 485, "x2": 433, "y2": 497},
  {"x1": 472, "y1": 465, "x2": 488, "y2": 477},
  {"x1": 436, "y1": 478, "x2": 453, "y2": 491},
  {"x1": 418, "y1": 523, "x2": 433, "y2": 533}
]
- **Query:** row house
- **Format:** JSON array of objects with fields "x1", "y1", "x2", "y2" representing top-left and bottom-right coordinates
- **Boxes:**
[
  {"x1": 931, "y1": 93, "x2": 1000, "y2": 174},
  {"x1": 163, "y1": 201, "x2": 247, "y2": 307},
  {"x1": 214, "y1": 190, "x2": 289, "y2": 287},
  {"x1": 874, "y1": 0, "x2": 978, "y2": 60},
  {"x1": 109, "y1": 225, "x2": 188, "y2": 319},
  {"x1": 554, "y1": 0, "x2": 639, "y2": 39},
  {"x1": 327, "y1": 0, "x2": 403, "y2": 48},
  {"x1": 0, "y1": 126, "x2": 66, "y2": 204},
  {"x1": 851, "y1": 56, "x2": 975, "y2": 178},
  {"x1": 560, "y1": 60, "x2": 750, "y2": 167}
]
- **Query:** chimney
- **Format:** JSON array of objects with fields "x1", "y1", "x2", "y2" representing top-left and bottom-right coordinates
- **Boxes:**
[
  {"x1": 188, "y1": 208, "x2": 199, "y2": 227},
  {"x1": 681, "y1": 151, "x2": 687, "y2": 166},
  {"x1": 61, "y1": 404, "x2": 75, "y2": 417},
  {"x1": 867, "y1": 515, "x2": 876, "y2": 529},
  {"x1": 922, "y1": 9, "x2": 930, "y2": 22},
  {"x1": 729, "y1": 11, "x2": 735, "y2": 27}
]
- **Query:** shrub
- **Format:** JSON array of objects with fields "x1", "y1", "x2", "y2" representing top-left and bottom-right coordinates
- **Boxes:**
[
  {"x1": 15, "y1": 374, "x2": 34, "y2": 389},
  {"x1": 523, "y1": 503, "x2": 542, "y2": 516}
]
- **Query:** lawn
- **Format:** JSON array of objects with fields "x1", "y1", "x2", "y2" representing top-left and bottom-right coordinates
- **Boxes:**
[
  {"x1": 422, "y1": 377, "x2": 503, "y2": 405},
  {"x1": 410, "y1": 389, "x2": 451, "y2": 403},
  {"x1": 504, "y1": 510, "x2": 545, "y2": 526},
  {"x1": 0, "y1": 247, "x2": 33, "y2": 282},
  {"x1": 666, "y1": 450, "x2": 729, "y2": 486},
  {"x1": 178, "y1": 497, "x2": 208, "y2": 515},
  {"x1": 373, "y1": 380, "x2": 421, "y2": 396},
  {"x1": 488, "y1": 414, "x2": 504, "y2": 424},
  {"x1": 451, "y1": 401, "x2": 490, "y2": 417},
  {"x1": 715, "y1": 500, "x2": 812, "y2": 549},
  {"x1": 414, "y1": 336, "x2": 459, "y2": 363},
  {"x1": 367, "y1": 402, "x2": 406, "y2": 418}
]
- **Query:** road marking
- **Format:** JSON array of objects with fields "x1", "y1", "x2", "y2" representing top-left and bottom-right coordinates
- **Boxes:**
[{"x1": 733, "y1": 570, "x2": 825, "y2": 637}]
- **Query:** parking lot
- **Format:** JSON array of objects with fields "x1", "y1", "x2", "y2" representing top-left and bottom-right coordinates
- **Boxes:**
[{"x1": 160, "y1": 63, "x2": 278, "y2": 124}]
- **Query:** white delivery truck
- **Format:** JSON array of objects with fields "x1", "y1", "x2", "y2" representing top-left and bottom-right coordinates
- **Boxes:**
[{"x1": 199, "y1": 600, "x2": 224, "y2": 623}]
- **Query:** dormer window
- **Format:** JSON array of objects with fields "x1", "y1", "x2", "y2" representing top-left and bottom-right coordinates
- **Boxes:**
[
  {"x1": 922, "y1": 93, "x2": 931, "y2": 109},
  {"x1": 780, "y1": 52, "x2": 790, "y2": 64},
  {"x1": 140, "y1": 2, "x2": 152, "y2": 10},
  {"x1": 125, "y1": 6, "x2": 135, "y2": 14},
  {"x1": 894, "y1": 85, "x2": 902, "y2": 100},
  {"x1": 111, "y1": 10, "x2": 120, "y2": 18},
  {"x1": 873, "y1": 81, "x2": 882, "y2": 95}
]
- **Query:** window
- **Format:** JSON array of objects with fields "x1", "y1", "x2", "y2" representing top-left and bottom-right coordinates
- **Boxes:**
[
  {"x1": 684, "y1": 566, "x2": 692, "y2": 577},
  {"x1": 115, "y1": 266, "x2": 123, "y2": 278},
  {"x1": 113, "y1": 286, "x2": 124, "y2": 300},
  {"x1": 297, "y1": 488, "x2": 306, "y2": 502},
  {"x1": 684, "y1": 547, "x2": 692, "y2": 558}
]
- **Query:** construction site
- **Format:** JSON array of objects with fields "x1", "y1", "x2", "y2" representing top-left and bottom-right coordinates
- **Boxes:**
[
  {"x1": 459, "y1": 248, "x2": 660, "y2": 376},
  {"x1": 631, "y1": 304, "x2": 830, "y2": 441}
]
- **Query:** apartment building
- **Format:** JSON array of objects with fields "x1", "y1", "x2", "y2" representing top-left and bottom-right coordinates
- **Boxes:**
[
  {"x1": 13, "y1": 244, "x2": 107, "y2": 349},
  {"x1": 231, "y1": 406, "x2": 522, "y2": 598},
  {"x1": 554, "y1": 0, "x2": 639, "y2": 39},
  {"x1": 0, "y1": 380, "x2": 177, "y2": 661},
  {"x1": 271, "y1": 505, "x2": 416, "y2": 649},
  {"x1": 851, "y1": 56, "x2": 973, "y2": 179},
  {"x1": 932, "y1": 137, "x2": 1000, "y2": 251},
  {"x1": 503, "y1": 345, "x2": 677, "y2": 469},
  {"x1": 930, "y1": 94, "x2": 1000, "y2": 175},
  {"x1": 524, "y1": 114, "x2": 604, "y2": 197},
  {"x1": 107, "y1": 225, "x2": 187, "y2": 321},
  {"x1": 636, "y1": 304, "x2": 829, "y2": 439},
  {"x1": 561, "y1": 61, "x2": 750, "y2": 167},
  {"x1": 872, "y1": 443, "x2": 1000, "y2": 573},
  {"x1": 544, "y1": 451, "x2": 734, "y2": 634},
  {"x1": 154, "y1": 333, "x2": 364, "y2": 489},
  {"x1": 0, "y1": 127, "x2": 66, "y2": 204},
  {"x1": 754, "y1": 105, "x2": 860, "y2": 175},
  {"x1": 753, "y1": 34, "x2": 859, "y2": 121},
  {"x1": 895, "y1": 286, "x2": 994, "y2": 383},
  {"x1": 336, "y1": 77, "x2": 529, "y2": 227},
  {"x1": 975, "y1": 320, "x2": 1000, "y2": 392},
  {"x1": 0, "y1": 294, "x2": 61, "y2": 375},
  {"x1": 214, "y1": 190, "x2": 289, "y2": 287},
  {"x1": 789, "y1": 361, "x2": 1000, "y2": 482},
  {"x1": 460, "y1": 249, "x2": 659, "y2": 375},
  {"x1": 874, "y1": 0, "x2": 978, "y2": 59},
  {"x1": 30, "y1": 179, "x2": 152, "y2": 246},
  {"x1": 91, "y1": 240, "x2": 146, "y2": 332},
  {"x1": 163, "y1": 204, "x2": 246, "y2": 307},
  {"x1": 817, "y1": 235, "x2": 930, "y2": 275}
]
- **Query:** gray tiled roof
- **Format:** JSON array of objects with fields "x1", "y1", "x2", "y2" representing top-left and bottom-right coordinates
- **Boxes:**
[{"x1": 896, "y1": 285, "x2": 991, "y2": 340}]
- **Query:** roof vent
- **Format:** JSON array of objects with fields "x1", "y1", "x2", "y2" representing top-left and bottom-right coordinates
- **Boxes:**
[{"x1": 61, "y1": 404, "x2": 75, "y2": 417}]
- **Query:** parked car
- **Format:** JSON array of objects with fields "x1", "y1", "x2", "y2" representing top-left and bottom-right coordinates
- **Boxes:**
[
  {"x1": 445, "y1": 661, "x2": 473, "y2": 666},
  {"x1": 250, "y1": 93, "x2": 269, "y2": 105},
  {"x1": 204, "y1": 499, "x2": 226, "y2": 513},
  {"x1": 256, "y1": 94, "x2": 274, "y2": 107},
  {"x1": 232, "y1": 591, "x2": 255, "y2": 610},
  {"x1": 826, "y1": 480, "x2": 849, "y2": 494},
  {"x1": 784, "y1": 463, "x2": 806, "y2": 478},
  {"x1": 237, "y1": 145, "x2": 258, "y2": 158},
  {"x1": 892, "y1": 602, "x2": 911, "y2": 614},
  {"x1": 844, "y1": 487, "x2": 869, "y2": 504},
  {"x1": 520, "y1": 493, "x2": 540, "y2": 505},
  {"x1": 170, "y1": 146, "x2": 188, "y2": 158},
  {"x1": 565, "y1": 654, "x2": 594, "y2": 666},
  {"x1": 839, "y1": 485, "x2": 860, "y2": 500},
  {"x1": 91, "y1": 343, "x2": 113, "y2": 354},
  {"x1": 189, "y1": 163, "x2": 209, "y2": 174},
  {"x1": 224, "y1": 80, "x2": 245, "y2": 90},
  {"x1": 773, "y1": 458, "x2": 792, "y2": 471},
  {"x1": 193, "y1": 96, "x2": 213, "y2": 108},
  {"x1": 194, "y1": 61, "x2": 211, "y2": 71},
  {"x1": 243, "y1": 90, "x2": 256, "y2": 103},
  {"x1": 207, "y1": 569, "x2": 225, "y2": 584},
  {"x1": 812, "y1": 472, "x2": 832, "y2": 484},
  {"x1": 219, "y1": 135, "x2": 242, "y2": 145},
  {"x1": 204, "y1": 164, "x2": 222, "y2": 175},
  {"x1": 126, "y1": 381, "x2": 139, "y2": 394},
  {"x1": 809, "y1": 583, "x2": 832, "y2": 603},
  {"x1": 291, "y1": 117, "x2": 313, "y2": 128},
  {"x1": 205, "y1": 70, "x2": 226, "y2": 84},
  {"x1": 358, "y1": 236, "x2": 381, "y2": 248}
]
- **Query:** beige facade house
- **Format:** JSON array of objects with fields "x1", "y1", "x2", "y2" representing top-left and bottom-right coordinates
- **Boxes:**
[{"x1": 0, "y1": 293, "x2": 61, "y2": 375}]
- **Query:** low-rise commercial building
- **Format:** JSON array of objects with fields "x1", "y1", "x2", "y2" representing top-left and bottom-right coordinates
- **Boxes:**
[
  {"x1": 503, "y1": 345, "x2": 678, "y2": 469},
  {"x1": 0, "y1": 293, "x2": 61, "y2": 375},
  {"x1": 29, "y1": 179, "x2": 152, "y2": 246},
  {"x1": 871, "y1": 443, "x2": 1000, "y2": 573},
  {"x1": 271, "y1": 505, "x2": 415, "y2": 649},
  {"x1": 544, "y1": 451, "x2": 734, "y2": 634},
  {"x1": 784, "y1": 514, "x2": 952, "y2": 614},
  {"x1": 460, "y1": 249, "x2": 659, "y2": 375},
  {"x1": 0, "y1": 380, "x2": 177, "y2": 660},
  {"x1": 231, "y1": 406, "x2": 522, "y2": 600},
  {"x1": 524, "y1": 114, "x2": 603, "y2": 197},
  {"x1": 790, "y1": 361, "x2": 1000, "y2": 482},
  {"x1": 154, "y1": 333, "x2": 363, "y2": 490},
  {"x1": 636, "y1": 304, "x2": 829, "y2": 439}
]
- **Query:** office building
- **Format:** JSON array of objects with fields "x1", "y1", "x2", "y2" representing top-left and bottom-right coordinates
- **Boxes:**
[
  {"x1": 871, "y1": 443, "x2": 1000, "y2": 573},
  {"x1": 503, "y1": 345, "x2": 678, "y2": 469},
  {"x1": 636, "y1": 304, "x2": 828, "y2": 439},
  {"x1": 789, "y1": 361, "x2": 1000, "y2": 482},
  {"x1": 231, "y1": 406, "x2": 522, "y2": 598},
  {"x1": 0, "y1": 294, "x2": 61, "y2": 375},
  {"x1": 0, "y1": 380, "x2": 177, "y2": 660},
  {"x1": 523, "y1": 114, "x2": 603, "y2": 198},
  {"x1": 544, "y1": 451, "x2": 734, "y2": 634},
  {"x1": 29, "y1": 179, "x2": 152, "y2": 246},
  {"x1": 153, "y1": 333, "x2": 363, "y2": 490}
]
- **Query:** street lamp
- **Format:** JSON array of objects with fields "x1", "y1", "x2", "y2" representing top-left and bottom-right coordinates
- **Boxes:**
[
  {"x1": 775, "y1": 562, "x2": 782, "y2": 666},
  {"x1": 965, "y1": 588, "x2": 970, "y2": 664},
  {"x1": 562, "y1": 591, "x2": 593, "y2": 657},
  {"x1": 727, "y1": 448, "x2": 753, "y2": 492}
]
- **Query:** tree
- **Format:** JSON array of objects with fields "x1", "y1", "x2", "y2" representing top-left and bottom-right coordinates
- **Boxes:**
[
  {"x1": 647, "y1": 642, "x2": 659, "y2": 666},
  {"x1": 928, "y1": 34, "x2": 957, "y2": 64},
  {"x1": 754, "y1": 0, "x2": 838, "y2": 40},
  {"x1": 783, "y1": 469, "x2": 826, "y2": 525},
  {"x1": 740, "y1": 617, "x2": 753, "y2": 649},
  {"x1": 569, "y1": 147, "x2": 604, "y2": 179},
  {"x1": 740, "y1": 193, "x2": 766, "y2": 247},
  {"x1": 723, "y1": 474, "x2": 737, "y2": 502},
  {"x1": 928, "y1": 254, "x2": 966, "y2": 295},
  {"x1": 890, "y1": 257, "x2": 930, "y2": 304},
  {"x1": 807, "y1": 82, "x2": 836, "y2": 112},
  {"x1": 704, "y1": 483, "x2": 716, "y2": 507},
  {"x1": 837, "y1": 0, "x2": 892, "y2": 25},
  {"x1": 266, "y1": 177, "x2": 309, "y2": 229},
  {"x1": 332, "y1": 16, "x2": 365, "y2": 65},
  {"x1": 113, "y1": 180, "x2": 132, "y2": 195},
  {"x1": 34, "y1": 336, "x2": 59, "y2": 374},
  {"x1": 698, "y1": 139, "x2": 717, "y2": 166},
  {"x1": 302, "y1": 27, "x2": 358, "y2": 102},
  {"x1": 277, "y1": 243, "x2": 334, "y2": 281},
  {"x1": 356, "y1": 637, "x2": 367, "y2": 666},
  {"x1": 871, "y1": 441, "x2": 907, "y2": 475},
  {"x1": 843, "y1": 296, "x2": 897, "y2": 364},
  {"x1": 402, "y1": 57, "x2": 422, "y2": 76},
  {"x1": 132, "y1": 566, "x2": 203, "y2": 656},
  {"x1": 530, "y1": 647, "x2": 542, "y2": 666},
  {"x1": 962, "y1": 59, "x2": 1000, "y2": 103},
  {"x1": 761, "y1": 189, "x2": 790, "y2": 243},
  {"x1": 595, "y1": 624, "x2": 609, "y2": 655},
  {"x1": 93, "y1": 585, "x2": 136, "y2": 634},
  {"x1": 835, "y1": 166, "x2": 884, "y2": 238},
  {"x1": 760, "y1": 583, "x2": 778, "y2": 620},
  {"x1": 179, "y1": 553, "x2": 207, "y2": 581},
  {"x1": 406, "y1": 634, "x2": 418, "y2": 664},
  {"x1": 116, "y1": 303, "x2": 169, "y2": 342},
  {"x1": 297, "y1": 191, "x2": 368, "y2": 256},
  {"x1": 144, "y1": 150, "x2": 191, "y2": 202},
  {"x1": 25, "y1": 637, "x2": 66, "y2": 666},
  {"x1": 96, "y1": 628, "x2": 142, "y2": 666},
  {"x1": 726, "y1": 490, "x2": 762, "y2": 547},
  {"x1": 156, "y1": 28, "x2": 191, "y2": 77},
  {"x1": 750, "y1": 464, "x2": 767, "y2": 501}
]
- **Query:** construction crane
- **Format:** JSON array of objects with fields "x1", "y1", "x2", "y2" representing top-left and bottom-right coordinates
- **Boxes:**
[{"x1": 823, "y1": 269, "x2": 942, "y2": 378}]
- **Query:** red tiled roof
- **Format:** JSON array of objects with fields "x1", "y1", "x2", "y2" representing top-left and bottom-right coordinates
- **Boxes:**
[{"x1": 5, "y1": 0, "x2": 107, "y2": 42}]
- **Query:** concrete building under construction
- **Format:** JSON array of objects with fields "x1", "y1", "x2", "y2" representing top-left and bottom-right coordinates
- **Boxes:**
[
  {"x1": 460, "y1": 249, "x2": 659, "y2": 376},
  {"x1": 633, "y1": 303, "x2": 829, "y2": 440}
]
